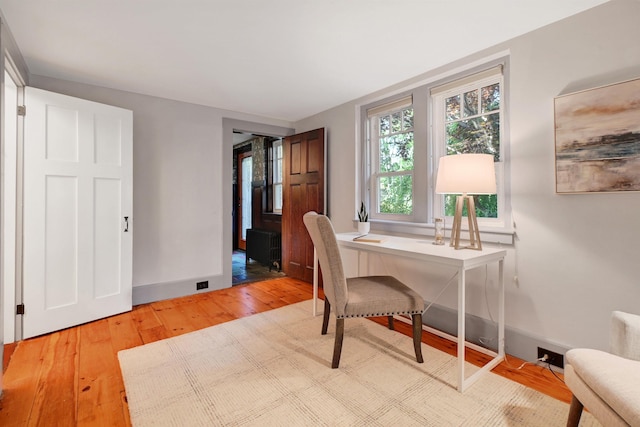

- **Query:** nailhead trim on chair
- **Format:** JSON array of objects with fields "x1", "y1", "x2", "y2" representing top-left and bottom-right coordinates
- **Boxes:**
[{"x1": 338, "y1": 310, "x2": 422, "y2": 319}]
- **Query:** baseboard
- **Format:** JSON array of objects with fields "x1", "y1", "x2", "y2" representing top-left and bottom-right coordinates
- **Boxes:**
[
  {"x1": 132, "y1": 274, "x2": 230, "y2": 305},
  {"x1": 423, "y1": 303, "x2": 570, "y2": 370}
]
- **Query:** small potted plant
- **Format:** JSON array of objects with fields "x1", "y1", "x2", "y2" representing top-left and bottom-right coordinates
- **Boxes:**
[{"x1": 357, "y1": 201, "x2": 370, "y2": 235}]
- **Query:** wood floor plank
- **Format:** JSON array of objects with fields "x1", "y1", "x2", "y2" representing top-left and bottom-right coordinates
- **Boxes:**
[
  {"x1": 150, "y1": 297, "x2": 216, "y2": 336},
  {"x1": 195, "y1": 297, "x2": 238, "y2": 325},
  {"x1": 129, "y1": 304, "x2": 171, "y2": 344},
  {"x1": 76, "y1": 320, "x2": 127, "y2": 426},
  {"x1": 0, "y1": 335, "x2": 50, "y2": 425},
  {"x1": 2, "y1": 342, "x2": 17, "y2": 374},
  {"x1": 26, "y1": 328, "x2": 79, "y2": 426},
  {"x1": 129, "y1": 303, "x2": 162, "y2": 332},
  {"x1": 137, "y1": 325, "x2": 172, "y2": 345},
  {"x1": 108, "y1": 311, "x2": 144, "y2": 353},
  {"x1": 1, "y1": 277, "x2": 572, "y2": 426}
]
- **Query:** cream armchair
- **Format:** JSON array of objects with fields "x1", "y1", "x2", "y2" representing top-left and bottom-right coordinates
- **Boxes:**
[{"x1": 565, "y1": 311, "x2": 640, "y2": 426}]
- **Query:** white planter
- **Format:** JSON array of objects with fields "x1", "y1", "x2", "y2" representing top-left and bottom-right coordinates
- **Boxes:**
[{"x1": 357, "y1": 222, "x2": 370, "y2": 235}]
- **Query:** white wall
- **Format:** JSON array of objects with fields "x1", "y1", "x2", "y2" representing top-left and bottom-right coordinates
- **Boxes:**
[{"x1": 294, "y1": 0, "x2": 640, "y2": 354}]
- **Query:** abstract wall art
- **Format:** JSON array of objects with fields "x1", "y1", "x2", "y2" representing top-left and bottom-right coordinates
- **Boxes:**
[{"x1": 554, "y1": 77, "x2": 640, "y2": 193}]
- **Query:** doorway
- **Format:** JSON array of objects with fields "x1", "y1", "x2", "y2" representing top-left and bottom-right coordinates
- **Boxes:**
[
  {"x1": 223, "y1": 119, "x2": 294, "y2": 287},
  {"x1": 232, "y1": 132, "x2": 285, "y2": 285}
]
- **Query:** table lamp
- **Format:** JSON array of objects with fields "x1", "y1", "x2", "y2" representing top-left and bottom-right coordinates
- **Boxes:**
[{"x1": 435, "y1": 153, "x2": 496, "y2": 250}]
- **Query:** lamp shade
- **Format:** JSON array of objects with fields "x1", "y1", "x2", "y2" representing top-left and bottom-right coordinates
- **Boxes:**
[{"x1": 435, "y1": 153, "x2": 496, "y2": 195}]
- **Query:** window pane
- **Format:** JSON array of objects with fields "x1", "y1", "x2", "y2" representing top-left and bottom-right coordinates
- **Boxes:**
[
  {"x1": 444, "y1": 194, "x2": 497, "y2": 218},
  {"x1": 379, "y1": 115, "x2": 390, "y2": 135},
  {"x1": 276, "y1": 163, "x2": 282, "y2": 182},
  {"x1": 402, "y1": 108, "x2": 413, "y2": 130},
  {"x1": 273, "y1": 141, "x2": 283, "y2": 184},
  {"x1": 379, "y1": 132, "x2": 414, "y2": 172},
  {"x1": 463, "y1": 90, "x2": 478, "y2": 117},
  {"x1": 481, "y1": 83, "x2": 500, "y2": 113},
  {"x1": 391, "y1": 112, "x2": 402, "y2": 132},
  {"x1": 274, "y1": 184, "x2": 282, "y2": 211},
  {"x1": 445, "y1": 113, "x2": 500, "y2": 161},
  {"x1": 446, "y1": 95, "x2": 460, "y2": 121},
  {"x1": 379, "y1": 175, "x2": 412, "y2": 215}
]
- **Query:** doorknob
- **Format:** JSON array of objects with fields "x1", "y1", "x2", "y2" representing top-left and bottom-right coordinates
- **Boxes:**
[{"x1": 124, "y1": 216, "x2": 129, "y2": 232}]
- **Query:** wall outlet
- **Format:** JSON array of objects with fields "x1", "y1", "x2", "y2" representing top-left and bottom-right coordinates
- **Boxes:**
[
  {"x1": 196, "y1": 281, "x2": 208, "y2": 290},
  {"x1": 537, "y1": 347, "x2": 564, "y2": 369}
]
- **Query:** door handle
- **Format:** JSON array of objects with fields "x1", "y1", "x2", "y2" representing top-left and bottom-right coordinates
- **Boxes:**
[{"x1": 124, "y1": 216, "x2": 129, "y2": 232}]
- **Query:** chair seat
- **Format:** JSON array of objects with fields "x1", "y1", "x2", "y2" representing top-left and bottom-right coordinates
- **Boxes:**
[
  {"x1": 342, "y1": 276, "x2": 424, "y2": 318},
  {"x1": 567, "y1": 348, "x2": 640, "y2": 426}
]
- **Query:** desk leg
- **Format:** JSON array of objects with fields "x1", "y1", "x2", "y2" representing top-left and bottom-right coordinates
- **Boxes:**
[
  {"x1": 498, "y1": 259, "x2": 505, "y2": 357},
  {"x1": 457, "y1": 268, "x2": 466, "y2": 392},
  {"x1": 458, "y1": 258, "x2": 506, "y2": 392},
  {"x1": 313, "y1": 247, "x2": 318, "y2": 316}
]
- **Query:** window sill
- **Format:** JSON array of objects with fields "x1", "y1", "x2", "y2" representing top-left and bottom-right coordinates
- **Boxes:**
[{"x1": 351, "y1": 219, "x2": 514, "y2": 245}]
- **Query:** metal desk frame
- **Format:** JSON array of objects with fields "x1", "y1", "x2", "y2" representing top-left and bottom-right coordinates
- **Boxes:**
[{"x1": 312, "y1": 232, "x2": 506, "y2": 392}]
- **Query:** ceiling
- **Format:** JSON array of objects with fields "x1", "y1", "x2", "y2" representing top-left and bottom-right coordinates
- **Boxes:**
[{"x1": 0, "y1": 0, "x2": 609, "y2": 122}]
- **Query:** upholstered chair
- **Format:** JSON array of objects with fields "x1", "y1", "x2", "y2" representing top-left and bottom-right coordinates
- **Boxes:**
[
  {"x1": 302, "y1": 211, "x2": 425, "y2": 368},
  {"x1": 565, "y1": 311, "x2": 640, "y2": 426}
]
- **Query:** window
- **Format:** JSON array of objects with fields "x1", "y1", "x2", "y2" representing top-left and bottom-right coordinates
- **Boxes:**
[
  {"x1": 361, "y1": 61, "x2": 509, "y2": 234},
  {"x1": 432, "y1": 66, "x2": 505, "y2": 226},
  {"x1": 368, "y1": 96, "x2": 414, "y2": 219},
  {"x1": 272, "y1": 139, "x2": 283, "y2": 213}
]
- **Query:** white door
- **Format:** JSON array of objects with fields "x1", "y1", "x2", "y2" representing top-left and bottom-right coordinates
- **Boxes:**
[{"x1": 22, "y1": 87, "x2": 133, "y2": 339}]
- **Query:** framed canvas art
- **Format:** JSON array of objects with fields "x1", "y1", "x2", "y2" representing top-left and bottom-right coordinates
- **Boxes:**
[{"x1": 554, "y1": 77, "x2": 640, "y2": 193}]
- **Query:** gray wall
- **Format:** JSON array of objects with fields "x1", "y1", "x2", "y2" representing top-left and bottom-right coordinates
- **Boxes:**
[
  {"x1": 293, "y1": 0, "x2": 640, "y2": 358},
  {"x1": 28, "y1": 75, "x2": 294, "y2": 305}
]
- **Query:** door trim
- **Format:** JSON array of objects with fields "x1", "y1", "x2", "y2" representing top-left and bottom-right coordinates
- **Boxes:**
[{"x1": 3, "y1": 56, "x2": 26, "y2": 343}]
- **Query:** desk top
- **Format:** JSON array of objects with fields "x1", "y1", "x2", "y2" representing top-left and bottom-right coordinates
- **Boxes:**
[{"x1": 336, "y1": 232, "x2": 506, "y2": 269}]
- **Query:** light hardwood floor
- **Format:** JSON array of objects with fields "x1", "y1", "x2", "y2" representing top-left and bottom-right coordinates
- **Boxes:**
[{"x1": 1, "y1": 277, "x2": 571, "y2": 425}]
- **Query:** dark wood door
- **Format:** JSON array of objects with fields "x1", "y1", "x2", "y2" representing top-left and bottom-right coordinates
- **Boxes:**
[{"x1": 282, "y1": 128, "x2": 325, "y2": 282}]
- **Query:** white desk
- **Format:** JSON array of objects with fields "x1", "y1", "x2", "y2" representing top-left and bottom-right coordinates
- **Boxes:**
[{"x1": 312, "y1": 232, "x2": 506, "y2": 393}]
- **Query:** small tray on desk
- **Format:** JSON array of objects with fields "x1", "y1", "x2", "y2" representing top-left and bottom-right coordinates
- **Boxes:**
[{"x1": 352, "y1": 235, "x2": 385, "y2": 243}]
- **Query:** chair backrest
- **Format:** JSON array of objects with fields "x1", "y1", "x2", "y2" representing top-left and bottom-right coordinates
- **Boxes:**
[
  {"x1": 610, "y1": 311, "x2": 640, "y2": 361},
  {"x1": 302, "y1": 212, "x2": 348, "y2": 316}
]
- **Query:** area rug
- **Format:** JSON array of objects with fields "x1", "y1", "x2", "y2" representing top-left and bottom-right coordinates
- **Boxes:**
[{"x1": 118, "y1": 301, "x2": 597, "y2": 426}]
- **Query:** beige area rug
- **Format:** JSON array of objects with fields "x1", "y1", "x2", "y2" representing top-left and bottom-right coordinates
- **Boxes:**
[{"x1": 118, "y1": 301, "x2": 597, "y2": 426}]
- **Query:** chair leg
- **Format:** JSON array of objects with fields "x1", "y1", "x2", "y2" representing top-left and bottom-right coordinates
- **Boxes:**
[
  {"x1": 331, "y1": 318, "x2": 345, "y2": 368},
  {"x1": 412, "y1": 314, "x2": 424, "y2": 363},
  {"x1": 566, "y1": 395, "x2": 584, "y2": 427},
  {"x1": 387, "y1": 315, "x2": 394, "y2": 330},
  {"x1": 322, "y1": 299, "x2": 330, "y2": 335}
]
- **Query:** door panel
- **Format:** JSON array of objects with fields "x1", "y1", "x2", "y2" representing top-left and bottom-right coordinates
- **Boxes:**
[
  {"x1": 44, "y1": 175, "x2": 78, "y2": 309},
  {"x1": 23, "y1": 87, "x2": 133, "y2": 339},
  {"x1": 94, "y1": 178, "x2": 122, "y2": 297},
  {"x1": 282, "y1": 128, "x2": 325, "y2": 282}
]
